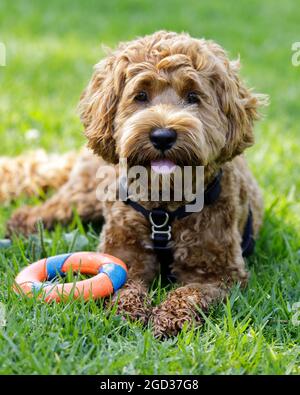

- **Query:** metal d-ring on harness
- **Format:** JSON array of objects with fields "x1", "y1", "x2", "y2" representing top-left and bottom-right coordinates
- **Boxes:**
[{"x1": 123, "y1": 170, "x2": 255, "y2": 283}]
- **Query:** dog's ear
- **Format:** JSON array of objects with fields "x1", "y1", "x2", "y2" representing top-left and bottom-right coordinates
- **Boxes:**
[
  {"x1": 78, "y1": 54, "x2": 126, "y2": 163},
  {"x1": 206, "y1": 42, "x2": 268, "y2": 161}
]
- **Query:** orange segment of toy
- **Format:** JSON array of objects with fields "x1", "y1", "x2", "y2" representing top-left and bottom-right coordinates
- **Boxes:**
[
  {"x1": 40, "y1": 273, "x2": 114, "y2": 302},
  {"x1": 14, "y1": 258, "x2": 47, "y2": 295},
  {"x1": 61, "y1": 252, "x2": 127, "y2": 275}
]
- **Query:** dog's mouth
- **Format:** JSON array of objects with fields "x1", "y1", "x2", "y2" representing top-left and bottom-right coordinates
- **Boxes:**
[
  {"x1": 125, "y1": 145, "x2": 203, "y2": 171},
  {"x1": 126, "y1": 155, "x2": 202, "y2": 173},
  {"x1": 150, "y1": 159, "x2": 176, "y2": 174}
]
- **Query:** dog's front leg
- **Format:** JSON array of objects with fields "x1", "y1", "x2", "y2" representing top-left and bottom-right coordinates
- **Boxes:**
[
  {"x1": 150, "y1": 206, "x2": 251, "y2": 337},
  {"x1": 150, "y1": 281, "x2": 228, "y2": 337},
  {"x1": 109, "y1": 279, "x2": 152, "y2": 325},
  {"x1": 151, "y1": 241, "x2": 248, "y2": 337},
  {"x1": 100, "y1": 216, "x2": 159, "y2": 324}
]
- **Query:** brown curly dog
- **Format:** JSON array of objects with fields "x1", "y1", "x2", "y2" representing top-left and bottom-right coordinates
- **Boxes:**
[{"x1": 5, "y1": 31, "x2": 267, "y2": 337}]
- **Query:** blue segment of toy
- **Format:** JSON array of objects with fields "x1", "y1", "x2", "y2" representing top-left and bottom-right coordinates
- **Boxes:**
[
  {"x1": 46, "y1": 253, "x2": 72, "y2": 280},
  {"x1": 99, "y1": 263, "x2": 127, "y2": 291}
]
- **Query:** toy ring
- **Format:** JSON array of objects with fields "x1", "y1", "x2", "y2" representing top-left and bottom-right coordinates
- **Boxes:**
[{"x1": 14, "y1": 252, "x2": 127, "y2": 302}]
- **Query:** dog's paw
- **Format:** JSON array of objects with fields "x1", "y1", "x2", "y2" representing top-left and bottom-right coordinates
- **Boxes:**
[
  {"x1": 6, "y1": 207, "x2": 39, "y2": 237},
  {"x1": 150, "y1": 287, "x2": 203, "y2": 338},
  {"x1": 150, "y1": 305, "x2": 194, "y2": 338},
  {"x1": 107, "y1": 281, "x2": 152, "y2": 325}
]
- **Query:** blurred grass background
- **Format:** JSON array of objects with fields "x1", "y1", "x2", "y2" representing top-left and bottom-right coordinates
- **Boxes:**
[{"x1": 0, "y1": 0, "x2": 299, "y2": 374}]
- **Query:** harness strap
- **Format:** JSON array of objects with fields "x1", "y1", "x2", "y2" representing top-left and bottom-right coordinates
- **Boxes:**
[
  {"x1": 125, "y1": 170, "x2": 223, "y2": 221},
  {"x1": 123, "y1": 170, "x2": 255, "y2": 282}
]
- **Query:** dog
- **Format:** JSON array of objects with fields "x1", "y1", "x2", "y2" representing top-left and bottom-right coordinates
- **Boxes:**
[{"x1": 5, "y1": 31, "x2": 267, "y2": 337}]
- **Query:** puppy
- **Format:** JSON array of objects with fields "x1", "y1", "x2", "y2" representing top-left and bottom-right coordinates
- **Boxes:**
[{"x1": 7, "y1": 31, "x2": 266, "y2": 336}]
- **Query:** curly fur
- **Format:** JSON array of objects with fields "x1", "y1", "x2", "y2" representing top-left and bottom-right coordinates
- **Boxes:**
[
  {"x1": 5, "y1": 31, "x2": 267, "y2": 336},
  {"x1": 0, "y1": 150, "x2": 76, "y2": 204}
]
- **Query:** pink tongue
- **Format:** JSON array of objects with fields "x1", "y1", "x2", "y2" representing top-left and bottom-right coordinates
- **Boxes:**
[{"x1": 151, "y1": 159, "x2": 176, "y2": 174}]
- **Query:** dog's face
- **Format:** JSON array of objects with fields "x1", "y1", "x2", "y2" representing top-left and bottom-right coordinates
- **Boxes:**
[{"x1": 79, "y1": 31, "x2": 265, "y2": 175}]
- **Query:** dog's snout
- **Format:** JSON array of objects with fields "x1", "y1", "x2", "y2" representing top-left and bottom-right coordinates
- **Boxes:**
[{"x1": 150, "y1": 128, "x2": 177, "y2": 151}]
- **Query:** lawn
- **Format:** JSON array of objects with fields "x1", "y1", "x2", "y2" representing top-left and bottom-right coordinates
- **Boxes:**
[{"x1": 0, "y1": 0, "x2": 299, "y2": 374}]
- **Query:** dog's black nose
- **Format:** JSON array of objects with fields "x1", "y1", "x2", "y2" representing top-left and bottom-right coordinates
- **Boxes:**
[{"x1": 150, "y1": 128, "x2": 177, "y2": 151}]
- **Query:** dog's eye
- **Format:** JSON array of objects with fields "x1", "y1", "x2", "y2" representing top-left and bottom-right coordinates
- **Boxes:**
[
  {"x1": 186, "y1": 92, "x2": 200, "y2": 104},
  {"x1": 134, "y1": 91, "x2": 148, "y2": 102}
]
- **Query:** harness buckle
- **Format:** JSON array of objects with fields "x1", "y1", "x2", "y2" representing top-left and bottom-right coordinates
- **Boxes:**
[
  {"x1": 151, "y1": 225, "x2": 172, "y2": 241},
  {"x1": 149, "y1": 211, "x2": 172, "y2": 241}
]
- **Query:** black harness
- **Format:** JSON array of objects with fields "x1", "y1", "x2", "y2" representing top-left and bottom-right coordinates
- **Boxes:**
[{"x1": 124, "y1": 170, "x2": 255, "y2": 282}]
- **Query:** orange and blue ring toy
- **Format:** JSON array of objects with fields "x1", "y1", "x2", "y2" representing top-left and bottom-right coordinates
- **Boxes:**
[{"x1": 14, "y1": 252, "x2": 127, "y2": 302}]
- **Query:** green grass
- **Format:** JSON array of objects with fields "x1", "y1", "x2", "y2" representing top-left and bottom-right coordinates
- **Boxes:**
[{"x1": 0, "y1": 0, "x2": 299, "y2": 374}]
